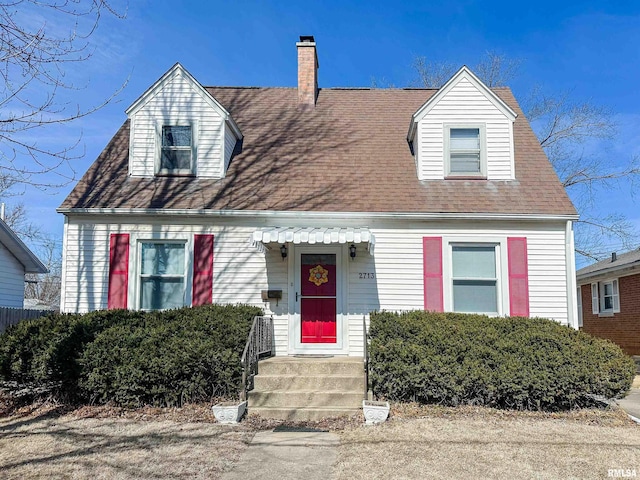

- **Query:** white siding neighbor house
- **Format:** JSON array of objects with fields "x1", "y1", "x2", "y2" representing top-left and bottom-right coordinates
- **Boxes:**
[
  {"x1": 0, "y1": 218, "x2": 48, "y2": 308},
  {"x1": 58, "y1": 36, "x2": 578, "y2": 358}
]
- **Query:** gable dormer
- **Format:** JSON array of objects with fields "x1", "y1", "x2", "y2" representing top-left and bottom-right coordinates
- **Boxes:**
[
  {"x1": 125, "y1": 63, "x2": 242, "y2": 179},
  {"x1": 407, "y1": 66, "x2": 517, "y2": 181}
]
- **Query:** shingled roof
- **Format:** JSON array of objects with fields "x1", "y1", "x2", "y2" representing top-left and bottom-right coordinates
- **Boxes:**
[
  {"x1": 577, "y1": 248, "x2": 640, "y2": 280},
  {"x1": 60, "y1": 86, "x2": 576, "y2": 216}
]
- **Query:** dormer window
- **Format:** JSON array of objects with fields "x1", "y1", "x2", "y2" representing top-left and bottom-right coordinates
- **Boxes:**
[
  {"x1": 444, "y1": 125, "x2": 487, "y2": 178},
  {"x1": 159, "y1": 125, "x2": 193, "y2": 175}
]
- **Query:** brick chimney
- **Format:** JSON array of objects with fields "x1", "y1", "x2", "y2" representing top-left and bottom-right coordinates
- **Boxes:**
[{"x1": 297, "y1": 35, "x2": 319, "y2": 106}]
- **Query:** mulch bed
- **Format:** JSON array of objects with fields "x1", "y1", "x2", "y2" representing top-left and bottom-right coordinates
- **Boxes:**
[{"x1": 1, "y1": 390, "x2": 632, "y2": 429}]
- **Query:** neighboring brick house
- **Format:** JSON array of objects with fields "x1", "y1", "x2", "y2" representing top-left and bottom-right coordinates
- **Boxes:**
[
  {"x1": 577, "y1": 249, "x2": 640, "y2": 355},
  {"x1": 58, "y1": 36, "x2": 579, "y2": 357}
]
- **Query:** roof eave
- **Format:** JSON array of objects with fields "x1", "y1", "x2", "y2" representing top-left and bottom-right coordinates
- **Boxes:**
[
  {"x1": 408, "y1": 66, "x2": 518, "y2": 138},
  {"x1": 125, "y1": 63, "x2": 243, "y2": 140},
  {"x1": 57, "y1": 207, "x2": 578, "y2": 222},
  {"x1": 577, "y1": 261, "x2": 640, "y2": 283},
  {"x1": 0, "y1": 219, "x2": 48, "y2": 274}
]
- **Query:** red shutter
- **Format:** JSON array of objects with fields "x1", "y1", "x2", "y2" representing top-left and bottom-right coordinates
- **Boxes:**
[
  {"x1": 192, "y1": 234, "x2": 214, "y2": 306},
  {"x1": 423, "y1": 237, "x2": 444, "y2": 312},
  {"x1": 108, "y1": 233, "x2": 130, "y2": 309},
  {"x1": 508, "y1": 237, "x2": 530, "y2": 317}
]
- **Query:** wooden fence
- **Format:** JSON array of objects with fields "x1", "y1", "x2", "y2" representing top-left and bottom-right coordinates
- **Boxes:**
[{"x1": 0, "y1": 307, "x2": 49, "y2": 333}]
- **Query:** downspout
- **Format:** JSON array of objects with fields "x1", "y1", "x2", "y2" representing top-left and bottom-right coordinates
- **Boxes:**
[
  {"x1": 60, "y1": 216, "x2": 69, "y2": 313},
  {"x1": 565, "y1": 220, "x2": 578, "y2": 329}
]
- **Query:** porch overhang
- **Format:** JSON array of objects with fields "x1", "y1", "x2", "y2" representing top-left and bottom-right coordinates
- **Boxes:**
[{"x1": 251, "y1": 227, "x2": 375, "y2": 254}]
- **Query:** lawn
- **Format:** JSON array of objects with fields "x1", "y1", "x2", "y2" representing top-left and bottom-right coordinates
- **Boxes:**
[
  {"x1": 1, "y1": 403, "x2": 639, "y2": 479},
  {"x1": 0, "y1": 404, "x2": 253, "y2": 480},
  {"x1": 335, "y1": 406, "x2": 640, "y2": 480}
]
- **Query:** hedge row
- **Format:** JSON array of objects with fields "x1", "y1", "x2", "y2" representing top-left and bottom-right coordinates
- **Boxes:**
[
  {"x1": 369, "y1": 311, "x2": 635, "y2": 410},
  {"x1": 0, "y1": 304, "x2": 262, "y2": 406}
]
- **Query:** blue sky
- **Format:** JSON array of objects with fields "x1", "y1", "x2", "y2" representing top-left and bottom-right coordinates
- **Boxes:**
[{"x1": 8, "y1": 0, "x2": 640, "y2": 266}]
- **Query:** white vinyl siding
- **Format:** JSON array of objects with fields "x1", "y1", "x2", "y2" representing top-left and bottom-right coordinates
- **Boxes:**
[
  {"x1": 417, "y1": 78, "x2": 514, "y2": 181},
  {"x1": 61, "y1": 217, "x2": 571, "y2": 356},
  {"x1": 0, "y1": 243, "x2": 26, "y2": 308},
  {"x1": 129, "y1": 71, "x2": 225, "y2": 178}
]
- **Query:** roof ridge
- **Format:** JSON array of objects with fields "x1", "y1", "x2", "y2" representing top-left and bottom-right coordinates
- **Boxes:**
[{"x1": 205, "y1": 85, "x2": 509, "y2": 92}]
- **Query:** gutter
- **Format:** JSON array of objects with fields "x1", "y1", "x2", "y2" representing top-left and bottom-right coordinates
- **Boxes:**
[
  {"x1": 577, "y1": 262, "x2": 640, "y2": 284},
  {"x1": 56, "y1": 208, "x2": 578, "y2": 222}
]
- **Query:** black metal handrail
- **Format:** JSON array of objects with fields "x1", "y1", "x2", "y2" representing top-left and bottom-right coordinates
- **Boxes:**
[{"x1": 240, "y1": 315, "x2": 274, "y2": 401}]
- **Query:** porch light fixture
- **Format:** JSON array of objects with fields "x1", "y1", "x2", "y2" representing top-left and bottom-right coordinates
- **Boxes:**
[
  {"x1": 280, "y1": 244, "x2": 288, "y2": 260},
  {"x1": 349, "y1": 244, "x2": 357, "y2": 259}
]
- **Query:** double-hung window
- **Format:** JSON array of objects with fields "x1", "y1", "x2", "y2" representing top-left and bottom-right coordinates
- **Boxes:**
[
  {"x1": 445, "y1": 125, "x2": 486, "y2": 177},
  {"x1": 591, "y1": 279, "x2": 619, "y2": 315},
  {"x1": 451, "y1": 244, "x2": 498, "y2": 314},
  {"x1": 159, "y1": 125, "x2": 193, "y2": 174},
  {"x1": 139, "y1": 242, "x2": 186, "y2": 310}
]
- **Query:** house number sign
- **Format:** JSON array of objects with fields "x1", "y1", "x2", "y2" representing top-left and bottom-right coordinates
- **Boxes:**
[{"x1": 358, "y1": 272, "x2": 375, "y2": 279}]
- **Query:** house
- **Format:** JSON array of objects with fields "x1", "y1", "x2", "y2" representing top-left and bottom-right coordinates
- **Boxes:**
[
  {"x1": 58, "y1": 36, "x2": 579, "y2": 356},
  {"x1": 576, "y1": 249, "x2": 640, "y2": 355},
  {"x1": 0, "y1": 217, "x2": 48, "y2": 308}
]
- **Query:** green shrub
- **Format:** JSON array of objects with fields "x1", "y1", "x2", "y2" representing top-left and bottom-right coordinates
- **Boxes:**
[
  {"x1": 369, "y1": 311, "x2": 635, "y2": 410},
  {"x1": 0, "y1": 304, "x2": 262, "y2": 406},
  {"x1": 0, "y1": 309, "x2": 144, "y2": 392},
  {"x1": 79, "y1": 304, "x2": 262, "y2": 406}
]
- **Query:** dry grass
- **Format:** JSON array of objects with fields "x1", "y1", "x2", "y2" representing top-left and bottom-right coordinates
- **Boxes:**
[
  {"x1": 336, "y1": 404, "x2": 640, "y2": 480},
  {"x1": 2, "y1": 399, "x2": 639, "y2": 479},
  {"x1": 0, "y1": 405, "x2": 254, "y2": 480}
]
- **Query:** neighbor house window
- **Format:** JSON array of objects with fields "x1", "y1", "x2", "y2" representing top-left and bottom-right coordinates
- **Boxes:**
[
  {"x1": 139, "y1": 242, "x2": 186, "y2": 310},
  {"x1": 590, "y1": 279, "x2": 620, "y2": 315},
  {"x1": 159, "y1": 125, "x2": 193, "y2": 174},
  {"x1": 445, "y1": 125, "x2": 486, "y2": 177},
  {"x1": 451, "y1": 244, "x2": 498, "y2": 314}
]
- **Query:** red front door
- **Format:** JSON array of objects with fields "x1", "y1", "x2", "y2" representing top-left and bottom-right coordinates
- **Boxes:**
[{"x1": 300, "y1": 253, "x2": 337, "y2": 343}]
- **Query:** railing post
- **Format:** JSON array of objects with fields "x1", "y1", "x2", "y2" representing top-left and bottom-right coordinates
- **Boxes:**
[
  {"x1": 240, "y1": 315, "x2": 275, "y2": 401},
  {"x1": 363, "y1": 315, "x2": 372, "y2": 401}
]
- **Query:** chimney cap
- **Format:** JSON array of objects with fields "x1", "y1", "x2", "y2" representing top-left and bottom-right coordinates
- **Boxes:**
[{"x1": 299, "y1": 35, "x2": 315, "y2": 43}]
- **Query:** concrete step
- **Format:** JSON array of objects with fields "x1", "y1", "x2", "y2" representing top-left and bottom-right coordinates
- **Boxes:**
[
  {"x1": 258, "y1": 357, "x2": 364, "y2": 376},
  {"x1": 249, "y1": 406, "x2": 361, "y2": 421},
  {"x1": 253, "y1": 374, "x2": 364, "y2": 392},
  {"x1": 249, "y1": 390, "x2": 363, "y2": 408}
]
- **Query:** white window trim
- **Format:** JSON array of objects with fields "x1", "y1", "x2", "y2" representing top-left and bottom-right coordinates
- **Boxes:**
[
  {"x1": 577, "y1": 286, "x2": 583, "y2": 328},
  {"x1": 442, "y1": 237, "x2": 508, "y2": 316},
  {"x1": 287, "y1": 244, "x2": 349, "y2": 355},
  {"x1": 155, "y1": 120, "x2": 198, "y2": 176},
  {"x1": 443, "y1": 123, "x2": 487, "y2": 178},
  {"x1": 591, "y1": 279, "x2": 620, "y2": 316},
  {"x1": 136, "y1": 239, "x2": 188, "y2": 311}
]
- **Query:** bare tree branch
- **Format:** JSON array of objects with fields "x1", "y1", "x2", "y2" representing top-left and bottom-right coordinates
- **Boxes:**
[
  {"x1": 410, "y1": 51, "x2": 640, "y2": 263},
  {"x1": 473, "y1": 52, "x2": 521, "y2": 87},
  {"x1": 0, "y1": 0, "x2": 127, "y2": 197},
  {"x1": 25, "y1": 233, "x2": 61, "y2": 307},
  {"x1": 410, "y1": 56, "x2": 457, "y2": 88},
  {"x1": 2, "y1": 201, "x2": 41, "y2": 240}
]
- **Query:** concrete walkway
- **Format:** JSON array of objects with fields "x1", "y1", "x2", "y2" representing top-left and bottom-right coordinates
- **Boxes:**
[
  {"x1": 617, "y1": 388, "x2": 640, "y2": 421},
  {"x1": 615, "y1": 373, "x2": 640, "y2": 422},
  {"x1": 221, "y1": 428, "x2": 339, "y2": 480}
]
